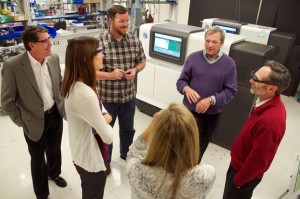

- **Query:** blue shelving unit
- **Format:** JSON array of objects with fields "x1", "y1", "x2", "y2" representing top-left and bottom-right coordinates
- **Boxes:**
[
  {"x1": 0, "y1": 35, "x2": 21, "y2": 41},
  {"x1": 73, "y1": 0, "x2": 84, "y2": 3},
  {"x1": 0, "y1": 26, "x2": 24, "y2": 41},
  {"x1": 32, "y1": 13, "x2": 106, "y2": 21},
  {"x1": 140, "y1": 1, "x2": 177, "y2": 4}
]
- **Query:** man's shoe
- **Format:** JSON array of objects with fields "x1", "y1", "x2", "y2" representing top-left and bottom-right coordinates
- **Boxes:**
[
  {"x1": 49, "y1": 176, "x2": 67, "y2": 188},
  {"x1": 105, "y1": 162, "x2": 111, "y2": 175},
  {"x1": 120, "y1": 154, "x2": 127, "y2": 160}
]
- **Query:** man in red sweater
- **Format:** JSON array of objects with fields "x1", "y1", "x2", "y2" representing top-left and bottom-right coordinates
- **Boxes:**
[{"x1": 223, "y1": 60, "x2": 291, "y2": 199}]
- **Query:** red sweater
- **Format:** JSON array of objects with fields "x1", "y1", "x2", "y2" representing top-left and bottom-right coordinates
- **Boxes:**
[{"x1": 230, "y1": 94, "x2": 286, "y2": 187}]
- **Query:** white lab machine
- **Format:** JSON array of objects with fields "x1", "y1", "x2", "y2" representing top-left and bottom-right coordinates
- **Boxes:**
[
  {"x1": 202, "y1": 18, "x2": 277, "y2": 45},
  {"x1": 137, "y1": 22, "x2": 277, "y2": 150},
  {"x1": 138, "y1": 22, "x2": 245, "y2": 111},
  {"x1": 201, "y1": 18, "x2": 296, "y2": 67}
]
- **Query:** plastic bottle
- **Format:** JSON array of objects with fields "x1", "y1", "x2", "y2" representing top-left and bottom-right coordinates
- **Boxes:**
[
  {"x1": 96, "y1": 16, "x2": 101, "y2": 23},
  {"x1": 31, "y1": 7, "x2": 35, "y2": 19}
]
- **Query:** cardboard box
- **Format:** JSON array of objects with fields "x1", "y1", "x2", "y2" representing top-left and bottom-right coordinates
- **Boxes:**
[
  {"x1": 7, "y1": 14, "x2": 28, "y2": 21},
  {"x1": 83, "y1": 0, "x2": 99, "y2": 3}
]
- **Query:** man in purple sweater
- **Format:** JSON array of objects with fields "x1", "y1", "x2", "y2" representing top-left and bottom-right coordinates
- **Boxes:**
[
  {"x1": 223, "y1": 61, "x2": 291, "y2": 199},
  {"x1": 176, "y1": 26, "x2": 237, "y2": 162}
]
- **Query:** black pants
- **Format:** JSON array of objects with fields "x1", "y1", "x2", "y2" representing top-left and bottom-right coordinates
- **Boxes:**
[
  {"x1": 192, "y1": 112, "x2": 220, "y2": 163},
  {"x1": 76, "y1": 167, "x2": 107, "y2": 199},
  {"x1": 223, "y1": 165, "x2": 262, "y2": 199},
  {"x1": 24, "y1": 106, "x2": 63, "y2": 199}
]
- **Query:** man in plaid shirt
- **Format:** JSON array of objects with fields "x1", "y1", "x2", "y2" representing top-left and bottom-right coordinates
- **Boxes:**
[{"x1": 96, "y1": 5, "x2": 146, "y2": 174}]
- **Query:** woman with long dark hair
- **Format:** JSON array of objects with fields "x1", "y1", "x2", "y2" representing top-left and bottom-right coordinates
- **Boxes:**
[{"x1": 62, "y1": 36, "x2": 113, "y2": 199}]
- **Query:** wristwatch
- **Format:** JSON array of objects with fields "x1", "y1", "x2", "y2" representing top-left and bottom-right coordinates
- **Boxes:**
[
  {"x1": 209, "y1": 96, "x2": 214, "y2": 105},
  {"x1": 135, "y1": 67, "x2": 139, "y2": 73}
]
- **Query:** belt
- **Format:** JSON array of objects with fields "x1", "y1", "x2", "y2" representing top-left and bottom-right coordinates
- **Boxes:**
[{"x1": 45, "y1": 105, "x2": 55, "y2": 114}]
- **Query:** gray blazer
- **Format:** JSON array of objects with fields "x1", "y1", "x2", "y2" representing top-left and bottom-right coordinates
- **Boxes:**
[{"x1": 1, "y1": 52, "x2": 66, "y2": 142}]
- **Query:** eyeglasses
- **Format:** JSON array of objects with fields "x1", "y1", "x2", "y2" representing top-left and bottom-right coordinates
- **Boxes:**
[
  {"x1": 35, "y1": 37, "x2": 51, "y2": 44},
  {"x1": 113, "y1": 18, "x2": 130, "y2": 24},
  {"x1": 205, "y1": 39, "x2": 221, "y2": 45},
  {"x1": 95, "y1": 48, "x2": 103, "y2": 54},
  {"x1": 251, "y1": 71, "x2": 274, "y2": 85}
]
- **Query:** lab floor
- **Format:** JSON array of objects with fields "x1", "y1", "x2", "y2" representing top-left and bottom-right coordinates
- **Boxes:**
[{"x1": 0, "y1": 95, "x2": 299, "y2": 199}]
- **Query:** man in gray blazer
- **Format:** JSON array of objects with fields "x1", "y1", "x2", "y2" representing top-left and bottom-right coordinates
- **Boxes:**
[{"x1": 1, "y1": 26, "x2": 67, "y2": 199}]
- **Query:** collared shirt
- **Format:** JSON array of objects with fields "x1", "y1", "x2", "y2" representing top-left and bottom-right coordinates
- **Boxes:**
[
  {"x1": 203, "y1": 49, "x2": 223, "y2": 64},
  {"x1": 254, "y1": 97, "x2": 272, "y2": 108},
  {"x1": 27, "y1": 51, "x2": 54, "y2": 111},
  {"x1": 202, "y1": 50, "x2": 223, "y2": 104},
  {"x1": 97, "y1": 30, "x2": 146, "y2": 103}
]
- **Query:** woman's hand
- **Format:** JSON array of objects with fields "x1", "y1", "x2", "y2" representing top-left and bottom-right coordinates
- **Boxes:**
[
  {"x1": 103, "y1": 112, "x2": 112, "y2": 124},
  {"x1": 141, "y1": 110, "x2": 163, "y2": 142}
]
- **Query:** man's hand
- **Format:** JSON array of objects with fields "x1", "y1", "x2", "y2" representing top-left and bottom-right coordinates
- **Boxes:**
[
  {"x1": 124, "y1": 68, "x2": 137, "y2": 82},
  {"x1": 110, "y1": 69, "x2": 125, "y2": 80},
  {"x1": 195, "y1": 97, "x2": 210, "y2": 113},
  {"x1": 184, "y1": 87, "x2": 201, "y2": 104}
]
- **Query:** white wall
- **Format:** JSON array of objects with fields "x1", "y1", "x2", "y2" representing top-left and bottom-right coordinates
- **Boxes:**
[
  {"x1": 176, "y1": 0, "x2": 191, "y2": 24},
  {"x1": 143, "y1": 0, "x2": 190, "y2": 25}
]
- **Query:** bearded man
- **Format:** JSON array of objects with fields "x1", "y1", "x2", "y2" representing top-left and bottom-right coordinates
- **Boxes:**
[{"x1": 96, "y1": 5, "x2": 146, "y2": 174}]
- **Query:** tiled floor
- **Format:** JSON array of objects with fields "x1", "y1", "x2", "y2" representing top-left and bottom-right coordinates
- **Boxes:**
[{"x1": 0, "y1": 95, "x2": 299, "y2": 199}]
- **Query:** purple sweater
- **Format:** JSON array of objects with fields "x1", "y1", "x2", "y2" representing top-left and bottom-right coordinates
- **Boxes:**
[{"x1": 176, "y1": 50, "x2": 237, "y2": 114}]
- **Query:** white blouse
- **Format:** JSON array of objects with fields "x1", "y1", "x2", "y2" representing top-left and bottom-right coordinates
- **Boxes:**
[
  {"x1": 127, "y1": 136, "x2": 216, "y2": 199},
  {"x1": 65, "y1": 82, "x2": 113, "y2": 172}
]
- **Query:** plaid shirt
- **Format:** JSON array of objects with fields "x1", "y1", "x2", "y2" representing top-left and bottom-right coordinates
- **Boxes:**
[{"x1": 97, "y1": 30, "x2": 146, "y2": 103}]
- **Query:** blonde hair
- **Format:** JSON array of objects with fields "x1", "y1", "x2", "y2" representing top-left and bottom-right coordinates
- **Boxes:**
[{"x1": 141, "y1": 102, "x2": 199, "y2": 198}]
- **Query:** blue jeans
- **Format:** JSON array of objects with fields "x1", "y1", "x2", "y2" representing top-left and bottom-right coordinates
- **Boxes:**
[{"x1": 102, "y1": 98, "x2": 136, "y2": 163}]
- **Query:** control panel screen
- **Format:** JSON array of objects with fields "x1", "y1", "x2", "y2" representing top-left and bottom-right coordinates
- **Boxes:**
[
  {"x1": 153, "y1": 33, "x2": 182, "y2": 58},
  {"x1": 216, "y1": 25, "x2": 237, "y2": 34}
]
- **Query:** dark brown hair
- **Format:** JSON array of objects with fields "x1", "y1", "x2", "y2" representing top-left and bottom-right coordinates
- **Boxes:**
[
  {"x1": 62, "y1": 36, "x2": 99, "y2": 98},
  {"x1": 265, "y1": 60, "x2": 291, "y2": 95},
  {"x1": 21, "y1": 25, "x2": 48, "y2": 51},
  {"x1": 107, "y1": 5, "x2": 128, "y2": 20}
]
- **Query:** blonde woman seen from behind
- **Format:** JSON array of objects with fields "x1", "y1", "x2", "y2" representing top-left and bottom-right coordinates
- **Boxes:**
[
  {"x1": 127, "y1": 103, "x2": 216, "y2": 199},
  {"x1": 62, "y1": 36, "x2": 113, "y2": 199}
]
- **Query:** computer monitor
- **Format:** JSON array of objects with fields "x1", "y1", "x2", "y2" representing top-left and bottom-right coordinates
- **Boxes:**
[
  {"x1": 212, "y1": 19, "x2": 244, "y2": 34},
  {"x1": 153, "y1": 33, "x2": 182, "y2": 59},
  {"x1": 149, "y1": 32, "x2": 185, "y2": 65},
  {"x1": 149, "y1": 23, "x2": 204, "y2": 65},
  {"x1": 216, "y1": 25, "x2": 237, "y2": 34}
]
